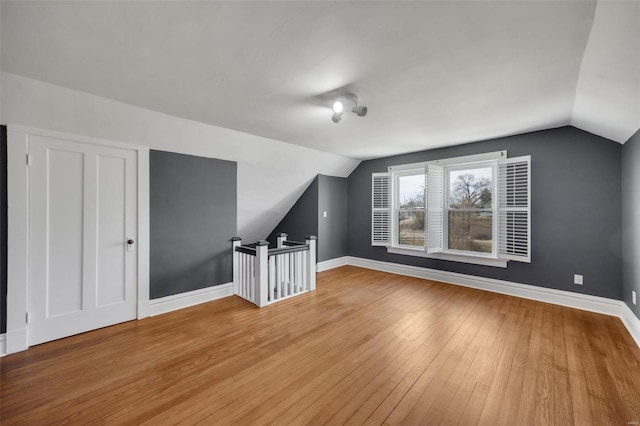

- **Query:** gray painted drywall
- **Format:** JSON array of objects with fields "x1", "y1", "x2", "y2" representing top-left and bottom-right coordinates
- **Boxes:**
[
  {"x1": 622, "y1": 128, "x2": 640, "y2": 319},
  {"x1": 318, "y1": 175, "x2": 348, "y2": 262},
  {"x1": 1, "y1": 126, "x2": 6, "y2": 334},
  {"x1": 266, "y1": 174, "x2": 348, "y2": 262},
  {"x1": 267, "y1": 177, "x2": 319, "y2": 247},
  {"x1": 348, "y1": 126, "x2": 623, "y2": 300},
  {"x1": 150, "y1": 150, "x2": 237, "y2": 299}
]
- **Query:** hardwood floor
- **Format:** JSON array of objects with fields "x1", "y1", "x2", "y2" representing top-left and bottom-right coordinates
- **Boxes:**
[{"x1": 2, "y1": 266, "x2": 640, "y2": 425}]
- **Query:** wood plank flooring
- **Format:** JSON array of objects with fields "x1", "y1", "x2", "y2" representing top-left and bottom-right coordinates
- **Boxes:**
[{"x1": 2, "y1": 266, "x2": 640, "y2": 425}]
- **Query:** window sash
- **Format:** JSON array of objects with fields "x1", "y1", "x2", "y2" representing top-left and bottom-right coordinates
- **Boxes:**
[
  {"x1": 443, "y1": 160, "x2": 497, "y2": 257},
  {"x1": 392, "y1": 169, "x2": 426, "y2": 249}
]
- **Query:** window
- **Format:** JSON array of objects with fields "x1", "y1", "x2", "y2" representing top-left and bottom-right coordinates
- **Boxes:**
[
  {"x1": 446, "y1": 163, "x2": 495, "y2": 255},
  {"x1": 395, "y1": 170, "x2": 425, "y2": 247},
  {"x1": 371, "y1": 151, "x2": 530, "y2": 267}
]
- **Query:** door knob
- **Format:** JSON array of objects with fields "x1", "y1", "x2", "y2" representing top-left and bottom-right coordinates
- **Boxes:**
[{"x1": 127, "y1": 239, "x2": 134, "y2": 245}]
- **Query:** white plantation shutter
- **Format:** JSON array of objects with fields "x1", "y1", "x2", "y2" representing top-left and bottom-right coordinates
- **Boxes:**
[
  {"x1": 498, "y1": 156, "x2": 531, "y2": 262},
  {"x1": 371, "y1": 172, "x2": 391, "y2": 246},
  {"x1": 426, "y1": 164, "x2": 444, "y2": 253}
]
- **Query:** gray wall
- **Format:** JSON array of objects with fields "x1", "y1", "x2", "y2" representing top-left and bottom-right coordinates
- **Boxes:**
[
  {"x1": 267, "y1": 177, "x2": 319, "y2": 246},
  {"x1": 318, "y1": 175, "x2": 348, "y2": 262},
  {"x1": 1, "y1": 126, "x2": 6, "y2": 334},
  {"x1": 150, "y1": 150, "x2": 237, "y2": 299},
  {"x1": 622, "y1": 128, "x2": 640, "y2": 320},
  {"x1": 267, "y1": 174, "x2": 348, "y2": 262},
  {"x1": 348, "y1": 126, "x2": 623, "y2": 300}
]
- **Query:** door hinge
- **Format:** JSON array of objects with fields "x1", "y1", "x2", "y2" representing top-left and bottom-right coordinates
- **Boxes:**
[
  {"x1": 26, "y1": 312, "x2": 29, "y2": 324},
  {"x1": 26, "y1": 154, "x2": 32, "y2": 166}
]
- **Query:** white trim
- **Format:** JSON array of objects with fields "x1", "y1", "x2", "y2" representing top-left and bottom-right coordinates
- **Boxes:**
[
  {"x1": 149, "y1": 283, "x2": 234, "y2": 317},
  {"x1": 388, "y1": 150, "x2": 506, "y2": 172},
  {"x1": 136, "y1": 148, "x2": 151, "y2": 319},
  {"x1": 338, "y1": 256, "x2": 640, "y2": 349},
  {"x1": 620, "y1": 304, "x2": 640, "y2": 349},
  {"x1": 7, "y1": 125, "x2": 148, "y2": 152},
  {"x1": 0, "y1": 334, "x2": 6, "y2": 357},
  {"x1": 5, "y1": 125, "x2": 151, "y2": 355},
  {"x1": 6, "y1": 130, "x2": 29, "y2": 354},
  {"x1": 317, "y1": 257, "x2": 349, "y2": 272},
  {"x1": 346, "y1": 256, "x2": 621, "y2": 315},
  {"x1": 387, "y1": 247, "x2": 508, "y2": 268}
]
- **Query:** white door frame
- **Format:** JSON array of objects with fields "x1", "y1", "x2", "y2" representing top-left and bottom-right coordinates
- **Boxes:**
[{"x1": 5, "y1": 125, "x2": 150, "y2": 354}]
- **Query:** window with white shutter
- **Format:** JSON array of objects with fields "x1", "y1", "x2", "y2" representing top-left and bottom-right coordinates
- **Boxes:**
[
  {"x1": 371, "y1": 151, "x2": 530, "y2": 268},
  {"x1": 371, "y1": 172, "x2": 391, "y2": 246},
  {"x1": 498, "y1": 156, "x2": 531, "y2": 262}
]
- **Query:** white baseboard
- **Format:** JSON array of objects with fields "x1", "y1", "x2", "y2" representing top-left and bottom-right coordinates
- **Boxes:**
[
  {"x1": 149, "y1": 282, "x2": 234, "y2": 317},
  {"x1": 0, "y1": 333, "x2": 6, "y2": 357},
  {"x1": 317, "y1": 256, "x2": 349, "y2": 272},
  {"x1": 346, "y1": 257, "x2": 622, "y2": 316},
  {"x1": 620, "y1": 304, "x2": 640, "y2": 348},
  {"x1": 333, "y1": 256, "x2": 640, "y2": 349}
]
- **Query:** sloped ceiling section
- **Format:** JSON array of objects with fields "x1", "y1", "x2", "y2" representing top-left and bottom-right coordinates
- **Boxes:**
[
  {"x1": 572, "y1": 1, "x2": 640, "y2": 143},
  {"x1": 3, "y1": 1, "x2": 636, "y2": 159},
  {"x1": 1, "y1": 72, "x2": 359, "y2": 242}
]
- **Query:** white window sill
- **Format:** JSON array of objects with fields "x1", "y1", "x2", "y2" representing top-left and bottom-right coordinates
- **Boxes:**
[{"x1": 387, "y1": 247, "x2": 508, "y2": 268}]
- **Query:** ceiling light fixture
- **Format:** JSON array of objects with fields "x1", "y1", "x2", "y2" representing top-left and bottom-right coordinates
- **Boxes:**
[{"x1": 330, "y1": 94, "x2": 367, "y2": 124}]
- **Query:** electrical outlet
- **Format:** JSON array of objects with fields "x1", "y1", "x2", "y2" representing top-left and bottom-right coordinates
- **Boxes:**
[
  {"x1": 574, "y1": 274, "x2": 583, "y2": 285},
  {"x1": 633, "y1": 291, "x2": 637, "y2": 305}
]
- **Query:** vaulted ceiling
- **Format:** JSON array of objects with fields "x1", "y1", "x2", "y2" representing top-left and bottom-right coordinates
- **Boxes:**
[{"x1": 2, "y1": 1, "x2": 639, "y2": 160}]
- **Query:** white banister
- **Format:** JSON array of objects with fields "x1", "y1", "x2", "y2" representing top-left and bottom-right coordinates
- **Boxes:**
[{"x1": 232, "y1": 234, "x2": 317, "y2": 307}]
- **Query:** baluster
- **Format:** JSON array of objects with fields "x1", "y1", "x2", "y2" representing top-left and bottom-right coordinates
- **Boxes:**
[
  {"x1": 239, "y1": 253, "x2": 244, "y2": 298},
  {"x1": 276, "y1": 254, "x2": 282, "y2": 301},
  {"x1": 302, "y1": 249, "x2": 307, "y2": 292},
  {"x1": 249, "y1": 254, "x2": 254, "y2": 302},
  {"x1": 245, "y1": 253, "x2": 250, "y2": 299},
  {"x1": 269, "y1": 255, "x2": 275, "y2": 302},
  {"x1": 297, "y1": 251, "x2": 301, "y2": 293},
  {"x1": 284, "y1": 252, "x2": 289, "y2": 297}
]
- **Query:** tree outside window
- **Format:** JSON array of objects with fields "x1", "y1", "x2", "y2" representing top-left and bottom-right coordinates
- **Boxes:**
[
  {"x1": 447, "y1": 167, "x2": 493, "y2": 253},
  {"x1": 397, "y1": 172, "x2": 425, "y2": 247}
]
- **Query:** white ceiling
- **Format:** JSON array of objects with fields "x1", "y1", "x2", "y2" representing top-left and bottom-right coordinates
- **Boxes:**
[{"x1": 2, "y1": 1, "x2": 639, "y2": 160}]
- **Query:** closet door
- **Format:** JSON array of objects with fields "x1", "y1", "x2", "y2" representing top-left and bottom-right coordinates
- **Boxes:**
[{"x1": 28, "y1": 135, "x2": 138, "y2": 345}]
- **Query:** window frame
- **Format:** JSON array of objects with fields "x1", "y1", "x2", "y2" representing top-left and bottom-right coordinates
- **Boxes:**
[
  {"x1": 387, "y1": 151, "x2": 509, "y2": 268},
  {"x1": 443, "y1": 160, "x2": 498, "y2": 258},
  {"x1": 392, "y1": 168, "x2": 426, "y2": 251}
]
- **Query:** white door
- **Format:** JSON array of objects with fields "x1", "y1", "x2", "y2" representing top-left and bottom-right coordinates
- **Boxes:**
[{"x1": 28, "y1": 135, "x2": 138, "y2": 346}]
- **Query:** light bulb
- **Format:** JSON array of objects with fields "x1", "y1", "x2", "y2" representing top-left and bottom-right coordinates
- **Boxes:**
[{"x1": 333, "y1": 101, "x2": 344, "y2": 114}]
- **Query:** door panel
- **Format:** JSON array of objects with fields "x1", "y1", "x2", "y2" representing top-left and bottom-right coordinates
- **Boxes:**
[
  {"x1": 28, "y1": 135, "x2": 137, "y2": 346},
  {"x1": 96, "y1": 155, "x2": 126, "y2": 307},
  {"x1": 46, "y1": 149, "x2": 85, "y2": 317}
]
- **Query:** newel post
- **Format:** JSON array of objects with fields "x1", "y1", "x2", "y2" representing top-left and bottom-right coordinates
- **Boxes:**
[
  {"x1": 231, "y1": 237, "x2": 241, "y2": 296},
  {"x1": 255, "y1": 240, "x2": 270, "y2": 307},
  {"x1": 276, "y1": 232, "x2": 288, "y2": 248},
  {"x1": 305, "y1": 236, "x2": 317, "y2": 291}
]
